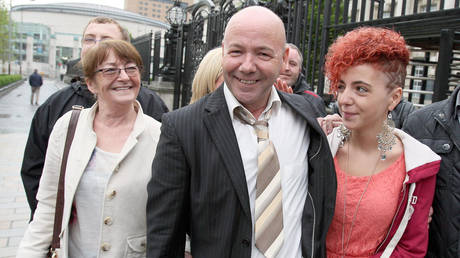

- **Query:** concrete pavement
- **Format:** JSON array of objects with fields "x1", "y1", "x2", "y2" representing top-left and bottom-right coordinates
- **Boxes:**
[{"x1": 0, "y1": 79, "x2": 64, "y2": 257}]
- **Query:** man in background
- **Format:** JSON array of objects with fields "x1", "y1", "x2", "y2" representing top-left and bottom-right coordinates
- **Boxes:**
[
  {"x1": 276, "y1": 43, "x2": 326, "y2": 116},
  {"x1": 278, "y1": 43, "x2": 312, "y2": 94},
  {"x1": 403, "y1": 85, "x2": 460, "y2": 257},
  {"x1": 28, "y1": 69, "x2": 43, "y2": 105}
]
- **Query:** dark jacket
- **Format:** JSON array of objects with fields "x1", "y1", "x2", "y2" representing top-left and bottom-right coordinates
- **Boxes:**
[
  {"x1": 292, "y1": 73, "x2": 327, "y2": 117},
  {"x1": 292, "y1": 73, "x2": 313, "y2": 93},
  {"x1": 21, "y1": 79, "x2": 169, "y2": 220},
  {"x1": 402, "y1": 86, "x2": 460, "y2": 258},
  {"x1": 146, "y1": 86, "x2": 336, "y2": 258},
  {"x1": 29, "y1": 72, "x2": 43, "y2": 87},
  {"x1": 392, "y1": 98, "x2": 415, "y2": 128}
]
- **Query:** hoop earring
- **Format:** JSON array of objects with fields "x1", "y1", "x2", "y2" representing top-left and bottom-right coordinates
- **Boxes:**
[
  {"x1": 338, "y1": 124, "x2": 351, "y2": 147},
  {"x1": 376, "y1": 112, "x2": 396, "y2": 160}
]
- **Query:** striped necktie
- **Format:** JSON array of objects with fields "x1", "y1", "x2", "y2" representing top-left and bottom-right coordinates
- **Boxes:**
[{"x1": 234, "y1": 106, "x2": 284, "y2": 258}]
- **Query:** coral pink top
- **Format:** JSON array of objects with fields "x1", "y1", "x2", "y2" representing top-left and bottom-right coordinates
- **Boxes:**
[{"x1": 326, "y1": 153, "x2": 406, "y2": 258}]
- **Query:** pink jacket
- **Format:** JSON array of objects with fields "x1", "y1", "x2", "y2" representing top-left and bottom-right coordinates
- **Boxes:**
[{"x1": 328, "y1": 128, "x2": 440, "y2": 257}]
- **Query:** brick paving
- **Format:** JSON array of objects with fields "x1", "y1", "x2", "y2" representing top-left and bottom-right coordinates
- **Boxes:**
[
  {"x1": 0, "y1": 80, "x2": 64, "y2": 257},
  {"x1": 0, "y1": 133, "x2": 29, "y2": 258}
]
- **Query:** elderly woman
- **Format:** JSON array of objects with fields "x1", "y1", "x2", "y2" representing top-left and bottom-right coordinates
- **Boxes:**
[
  {"x1": 189, "y1": 47, "x2": 224, "y2": 104},
  {"x1": 322, "y1": 27, "x2": 440, "y2": 257},
  {"x1": 17, "y1": 40, "x2": 161, "y2": 257}
]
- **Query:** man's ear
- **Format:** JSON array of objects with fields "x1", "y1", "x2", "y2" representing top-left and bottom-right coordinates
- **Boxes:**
[
  {"x1": 221, "y1": 43, "x2": 225, "y2": 58},
  {"x1": 282, "y1": 46, "x2": 289, "y2": 65}
]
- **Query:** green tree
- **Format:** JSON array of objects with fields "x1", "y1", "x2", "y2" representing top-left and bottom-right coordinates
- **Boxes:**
[
  {"x1": 261, "y1": 0, "x2": 344, "y2": 92},
  {"x1": 299, "y1": 0, "x2": 345, "y2": 90},
  {"x1": 0, "y1": 0, "x2": 11, "y2": 73}
]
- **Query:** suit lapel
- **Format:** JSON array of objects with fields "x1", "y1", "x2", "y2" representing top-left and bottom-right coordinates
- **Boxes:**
[{"x1": 203, "y1": 87, "x2": 251, "y2": 218}]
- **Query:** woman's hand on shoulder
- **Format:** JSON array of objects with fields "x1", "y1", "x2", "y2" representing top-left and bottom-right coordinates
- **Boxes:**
[
  {"x1": 317, "y1": 113, "x2": 342, "y2": 135},
  {"x1": 274, "y1": 78, "x2": 293, "y2": 94}
]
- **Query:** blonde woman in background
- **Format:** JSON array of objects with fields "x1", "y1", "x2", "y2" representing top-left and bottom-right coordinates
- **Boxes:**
[{"x1": 189, "y1": 47, "x2": 224, "y2": 103}]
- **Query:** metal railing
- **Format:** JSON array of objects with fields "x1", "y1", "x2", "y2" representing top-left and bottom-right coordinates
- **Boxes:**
[{"x1": 140, "y1": 0, "x2": 460, "y2": 109}]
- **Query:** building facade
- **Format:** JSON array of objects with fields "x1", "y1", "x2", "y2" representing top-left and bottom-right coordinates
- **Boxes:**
[
  {"x1": 349, "y1": 0, "x2": 457, "y2": 19},
  {"x1": 345, "y1": 0, "x2": 457, "y2": 106},
  {"x1": 7, "y1": 3, "x2": 169, "y2": 78}
]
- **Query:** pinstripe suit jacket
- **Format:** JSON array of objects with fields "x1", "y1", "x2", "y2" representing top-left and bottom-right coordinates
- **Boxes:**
[{"x1": 146, "y1": 86, "x2": 337, "y2": 258}]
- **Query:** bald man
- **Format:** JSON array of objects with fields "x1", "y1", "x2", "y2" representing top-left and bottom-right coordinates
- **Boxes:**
[{"x1": 147, "y1": 6, "x2": 336, "y2": 258}]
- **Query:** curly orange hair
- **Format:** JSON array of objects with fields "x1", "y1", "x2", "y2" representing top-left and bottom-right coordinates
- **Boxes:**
[{"x1": 324, "y1": 27, "x2": 409, "y2": 95}]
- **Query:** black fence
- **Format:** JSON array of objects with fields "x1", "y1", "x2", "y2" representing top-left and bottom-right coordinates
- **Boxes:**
[
  {"x1": 138, "y1": 0, "x2": 460, "y2": 109},
  {"x1": 132, "y1": 32, "x2": 153, "y2": 84}
]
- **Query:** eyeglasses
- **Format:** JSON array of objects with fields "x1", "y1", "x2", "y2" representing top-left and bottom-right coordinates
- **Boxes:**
[
  {"x1": 82, "y1": 37, "x2": 110, "y2": 46},
  {"x1": 95, "y1": 66, "x2": 140, "y2": 78}
]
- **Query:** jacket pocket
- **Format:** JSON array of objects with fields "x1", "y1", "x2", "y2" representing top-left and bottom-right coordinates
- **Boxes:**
[
  {"x1": 427, "y1": 139, "x2": 453, "y2": 154},
  {"x1": 125, "y1": 234, "x2": 146, "y2": 258},
  {"x1": 420, "y1": 138, "x2": 453, "y2": 189}
]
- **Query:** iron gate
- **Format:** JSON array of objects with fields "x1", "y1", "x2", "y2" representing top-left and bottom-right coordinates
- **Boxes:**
[
  {"x1": 163, "y1": 0, "x2": 460, "y2": 109},
  {"x1": 132, "y1": 32, "x2": 153, "y2": 84}
]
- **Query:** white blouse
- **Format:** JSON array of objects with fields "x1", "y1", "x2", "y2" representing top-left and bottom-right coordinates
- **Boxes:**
[{"x1": 68, "y1": 147, "x2": 120, "y2": 258}]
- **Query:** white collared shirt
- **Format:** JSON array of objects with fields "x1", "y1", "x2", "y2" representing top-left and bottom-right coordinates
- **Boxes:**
[{"x1": 224, "y1": 84, "x2": 309, "y2": 258}]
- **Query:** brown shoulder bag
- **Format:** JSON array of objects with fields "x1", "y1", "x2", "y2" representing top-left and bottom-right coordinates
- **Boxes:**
[{"x1": 48, "y1": 105, "x2": 83, "y2": 258}]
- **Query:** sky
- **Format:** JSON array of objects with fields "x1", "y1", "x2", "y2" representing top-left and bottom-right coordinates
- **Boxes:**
[{"x1": 9, "y1": 0, "x2": 125, "y2": 9}]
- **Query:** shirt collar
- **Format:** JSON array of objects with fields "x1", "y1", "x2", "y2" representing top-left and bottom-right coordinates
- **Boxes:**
[{"x1": 223, "y1": 83, "x2": 281, "y2": 121}]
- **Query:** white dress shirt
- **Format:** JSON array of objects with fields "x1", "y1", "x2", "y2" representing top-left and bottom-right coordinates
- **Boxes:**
[{"x1": 224, "y1": 84, "x2": 310, "y2": 258}]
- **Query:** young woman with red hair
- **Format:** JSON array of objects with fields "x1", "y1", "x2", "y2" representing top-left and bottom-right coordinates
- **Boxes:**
[{"x1": 322, "y1": 27, "x2": 441, "y2": 257}]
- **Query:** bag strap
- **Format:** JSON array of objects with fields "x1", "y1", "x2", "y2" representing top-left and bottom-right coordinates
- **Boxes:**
[{"x1": 50, "y1": 105, "x2": 84, "y2": 251}]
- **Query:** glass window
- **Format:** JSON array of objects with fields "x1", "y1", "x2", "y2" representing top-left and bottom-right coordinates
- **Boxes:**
[
  {"x1": 420, "y1": 3, "x2": 438, "y2": 12},
  {"x1": 412, "y1": 80, "x2": 422, "y2": 101},
  {"x1": 33, "y1": 43, "x2": 47, "y2": 54},
  {"x1": 383, "y1": 10, "x2": 390, "y2": 18},
  {"x1": 33, "y1": 55, "x2": 49, "y2": 63},
  {"x1": 415, "y1": 66, "x2": 424, "y2": 77},
  {"x1": 57, "y1": 46, "x2": 73, "y2": 58}
]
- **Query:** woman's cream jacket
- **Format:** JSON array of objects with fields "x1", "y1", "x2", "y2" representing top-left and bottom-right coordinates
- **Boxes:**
[{"x1": 17, "y1": 101, "x2": 161, "y2": 258}]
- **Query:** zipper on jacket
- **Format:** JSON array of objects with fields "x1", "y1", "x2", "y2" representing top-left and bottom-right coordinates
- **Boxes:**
[
  {"x1": 309, "y1": 134, "x2": 322, "y2": 161},
  {"x1": 374, "y1": 183, "x2": 407, "y2": 254},
  {"x1": 306, "y1": 128, "x2": 323, "y2": 257},
  {"x1": 307, "y1": 191, "x2": 316, "y2": 258},
  {"x1": 307, "y1": 129, "x2": 324, "y2": 257}
]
